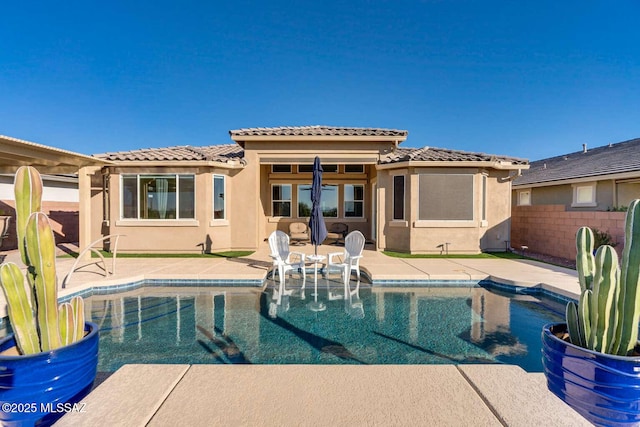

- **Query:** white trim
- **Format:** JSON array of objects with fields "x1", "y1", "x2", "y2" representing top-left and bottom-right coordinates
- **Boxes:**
[
  {"x1": 271, "y1": 183, "x2": 292, "y2": 217},
  {"x1": 344, "y1": 184, "x2": 364, "y2": 218},
  {"x1": 572, "y1": 182, "x2": 597, "y2": 207},
  {"x1": 517, "y1": 189, "x2": 532, "y2": 206},
  {"x1": 120, "y1": 173, "x2": 196, "y2": 221}
]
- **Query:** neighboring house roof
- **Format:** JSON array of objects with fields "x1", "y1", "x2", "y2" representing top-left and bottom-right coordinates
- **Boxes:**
[
  {"x1": 513, "y1": 138, "x2": 640, "y2": 187},
  {"x1": 95, "y1": 144, "x2": 244, "y2": 163},
  {"x1": 229, "y1": 125, "x2": 408, "y2": 138},
  {"x1": 380, "y1": 146, "x2": 528, "y2": 165}
]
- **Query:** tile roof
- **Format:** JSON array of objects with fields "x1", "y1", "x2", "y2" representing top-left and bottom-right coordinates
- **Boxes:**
[
  {"x1": 95, "y1": 144, "x2": 244, "y2": 163},
  {"x1": 380, "y1": 146, "x2": 528, "y2": 164},
  {"x1": 229, "y1": 125, "x2": 408, "y2": 138},
  {"x1": 513, "y1": 138, "x2": 640, "y2": 186},
  {"x1": 95, "y1": 142, "x2": 527, "y2": 168}
]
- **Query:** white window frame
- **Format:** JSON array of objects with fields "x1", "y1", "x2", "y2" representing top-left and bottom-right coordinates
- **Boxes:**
[
  {"x1": 120, "y1": 174, "x2": 196, "y2": 221},
  {"x1": 212, "y1": 174, "x2": 226, "y2": 221},
  {"x1": 272, "y1": 184, "x2": 292, "y2": 217},
  {"x1": 572, "y1": 183, "x2": 597, "y2": 207},
  {"x1": 517, "y1": 189, "x2": 531, "y2": 206},
  {"x1": 344, "y1": 184, "x2": 364, "y2": 218}
]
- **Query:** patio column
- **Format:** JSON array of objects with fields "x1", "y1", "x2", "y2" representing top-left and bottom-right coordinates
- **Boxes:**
[{"x1": 78, "y1": 166, "x2": 100, "y2": 261}]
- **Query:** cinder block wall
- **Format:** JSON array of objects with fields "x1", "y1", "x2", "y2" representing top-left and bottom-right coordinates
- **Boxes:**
[
  {"x1": 0, "y1": 201, "x2": 79, "y2": 250},
  {"x1": 511, "y1": 205, "x2": 625, "y2": 261}
]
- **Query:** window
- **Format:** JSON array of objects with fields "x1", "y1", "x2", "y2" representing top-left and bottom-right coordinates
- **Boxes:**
[
  {"x1": 518, "y1": 190, "x2": 531, "y2": 206},
  {"x1": 272, "y1": 184, "x2": 291, "y2": 217},
  {"x1": 297, "y1": 184, "x2": 338, "y2": 217},
  {"x1": 572, "y1": 183, "x2": 596, "y2": 207},
  {"x1": 297, "y1": 185, "x2": 312, "y2": 217},
  {"x1": 393, "y1": 175, "x2": 405, "y2": 220},
  {"x1": 345, "y1": 165, "x2": 364, "y2": 173},
  {"x1": 213, "y1": 175, "x2": 225, "y2": 220},
  {"x1": 298, "y1": 164, "x2": 337, "y2": 173},
  {"x1": 344, "y1": 184, "x2": 364, "y2": 217},
  {"x1": 419, "y1": 174, "x2": 473, "y2": 221},
  {"x1": 121, "y1": 174, "x2": 195, "y2": 220},
  {"x1": 271, "y1": 165, "x2": 292, "y2": 173},
  {"x1": 481, "y1": 175, "x2": 487, "y2": 222}
]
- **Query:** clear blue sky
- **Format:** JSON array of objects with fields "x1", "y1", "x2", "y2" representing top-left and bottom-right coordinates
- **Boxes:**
[{"x1": 2, "y1": 1, "x2": 639, "y2": 161}]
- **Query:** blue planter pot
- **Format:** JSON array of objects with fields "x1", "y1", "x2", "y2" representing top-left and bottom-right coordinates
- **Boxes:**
[
  {"x1": 0, "y1": 322, "x2": 99, "y2": 427},
  {"x1": 542, "y1": 322, "x2": 640, "y2": 426}
]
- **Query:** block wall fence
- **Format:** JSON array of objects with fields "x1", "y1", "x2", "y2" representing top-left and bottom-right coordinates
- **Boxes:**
[
  {"x1": 511, "y1": 205, "x2": 625, "y2": 261},
  {"x1": 0, "y1": 201, "x2": 79, "y2": 250}
]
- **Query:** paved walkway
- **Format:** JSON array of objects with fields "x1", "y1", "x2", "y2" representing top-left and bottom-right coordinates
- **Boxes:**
[{"x1": 0, "y1": 245, "x2": 587, "y2": 426}]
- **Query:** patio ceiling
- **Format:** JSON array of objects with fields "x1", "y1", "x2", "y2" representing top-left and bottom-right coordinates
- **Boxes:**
[{"x1": 0, "y1": 135, "x2": 112, "y2": 174}]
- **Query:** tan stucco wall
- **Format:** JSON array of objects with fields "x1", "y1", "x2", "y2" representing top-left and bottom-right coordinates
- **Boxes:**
[
  {"x1": 89, "y1": 138, "x2": 520, "y2": 255},
  {"x1": 378, "y1": 167, "x2": 513, "y2": 254},
  {"x1": 260, "y1": 163, "x2": 371, "y2": 241},
  {"x1": 103, "y1": 166, "x2": 254, "y2": 254}
]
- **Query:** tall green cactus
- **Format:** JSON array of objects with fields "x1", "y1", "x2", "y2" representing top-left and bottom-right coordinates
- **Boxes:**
[
  {"x1": 568, "y1": 199, "x2": 640, "y2": 356},
  {"x1": 0, "y1": 166, "x2": 86, "y2": 355},
  {"x1": 576, "y1": 227, "x2": 595, "y2": 292}
]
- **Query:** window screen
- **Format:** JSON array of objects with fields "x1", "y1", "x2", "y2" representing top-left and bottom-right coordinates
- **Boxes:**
[{"x1": 419, "y1": 174, "x2": 473, "y2": 220}]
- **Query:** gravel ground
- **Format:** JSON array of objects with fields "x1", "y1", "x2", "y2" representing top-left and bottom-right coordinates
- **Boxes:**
[{"x1": 523, "y1": 251, "x2": 576, "y2": 270}]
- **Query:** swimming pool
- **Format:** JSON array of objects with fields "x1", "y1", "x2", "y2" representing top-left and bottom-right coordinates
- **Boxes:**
[{"x1": 86, "y1": 279, "x2": 565, "y2": 373}]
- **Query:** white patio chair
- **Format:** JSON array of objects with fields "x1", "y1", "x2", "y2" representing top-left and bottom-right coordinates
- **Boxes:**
[
  {"x1": 268, "y1": 230, "x2": 306, "y2": 304},
  {"x1": 326, "y1": 230, "x2": 365, "y2": 293}
]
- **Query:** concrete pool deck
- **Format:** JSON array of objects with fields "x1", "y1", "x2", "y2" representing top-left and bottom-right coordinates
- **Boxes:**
[{"x1": 0, "y1": 244, "x2": 587, "y2": 425}]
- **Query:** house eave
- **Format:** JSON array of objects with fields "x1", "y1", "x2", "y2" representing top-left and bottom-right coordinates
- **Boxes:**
[
  {"x1": 232, "y1": 134, "x2": 408, "y2": 148},
  {"x1": 104, "y1": 160, "x2": 246, "y2": 169},
  {"x1": 513, "y1": 170, "x2": 640, "y2": 189},
  {"x1": 377, "y1": 160, "x2": 529, "y2": 171}
]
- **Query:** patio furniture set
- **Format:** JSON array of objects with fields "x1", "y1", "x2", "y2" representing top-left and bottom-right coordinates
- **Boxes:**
[{"x1": 267, "y1": 229, "x2": 365, "y2": 311}]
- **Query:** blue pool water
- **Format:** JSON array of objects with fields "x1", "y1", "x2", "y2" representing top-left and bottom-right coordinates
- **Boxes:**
[{"x1": 85, "y1": 280, "x2": 565, "y2": 373}]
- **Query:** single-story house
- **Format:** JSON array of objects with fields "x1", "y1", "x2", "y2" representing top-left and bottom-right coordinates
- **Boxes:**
[
  {"x1": 90, "y1": 126, "x2": 528, "y2": 254},
  {"x1": 512, "y1": 138, "x2": 640, "y2": 211}
]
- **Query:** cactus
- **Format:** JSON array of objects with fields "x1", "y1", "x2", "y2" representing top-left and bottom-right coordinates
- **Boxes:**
[
  {"x1": 0, "y1": 166, "x2": 86, "y2": 355},
  {"x1": 567, "y1": 199, "x2": 640, "y2": 356},
  {"x1": 576, "y1": 226, "x2": 595, "y2": 292}
]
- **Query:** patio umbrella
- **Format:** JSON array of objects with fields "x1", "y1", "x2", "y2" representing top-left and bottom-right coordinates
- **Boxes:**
[{"x1": 309, "y1": 156, "x2": 327, "y2": 256}]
